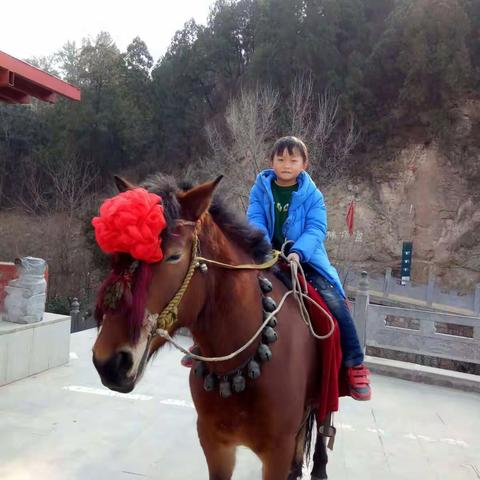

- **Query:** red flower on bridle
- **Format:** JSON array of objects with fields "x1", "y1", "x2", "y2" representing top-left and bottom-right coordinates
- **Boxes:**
[{"x1": 92, "y1": 188, "x2": 167, "y2": 263}]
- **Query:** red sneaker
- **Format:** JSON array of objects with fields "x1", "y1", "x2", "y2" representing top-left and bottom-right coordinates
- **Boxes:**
[
  {"x1": 347, "y1": 364, "x2": 371, "y2": 401},
  {"x1": 181, "y1": 344, "x2": 199, "y2": 368}
]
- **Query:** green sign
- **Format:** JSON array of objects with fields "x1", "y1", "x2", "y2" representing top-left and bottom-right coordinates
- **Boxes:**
[{"x1": 401, "y1": 241, "x2": 413, "y2": 281}]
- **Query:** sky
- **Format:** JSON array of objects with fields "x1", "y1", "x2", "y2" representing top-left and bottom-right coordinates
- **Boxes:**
[{"x1": 1, "y1": 0, "x2": 216, "y2": 63}]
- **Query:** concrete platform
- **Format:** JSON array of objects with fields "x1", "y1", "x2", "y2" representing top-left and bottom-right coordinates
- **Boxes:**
[
  {"x1": 0, "y1": 328, "x2": 479, "y2": 479},
  {"x1": 0, "y1": 312, "x2": 70, "y2": 386}
]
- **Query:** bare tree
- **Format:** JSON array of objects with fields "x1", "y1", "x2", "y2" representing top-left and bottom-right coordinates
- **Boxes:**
[
  {"x1": 288, "y1": 73, "x2": 360, "y2": 186},
  {"x1": 14, "y1": 155, "x2": 97, "y2": 216},
  {"x1": 44, "y1": 157, "x2": 98, "y2": 295},
  {"x1": 11, "y1": 155, "x2": 99, "y2": 301},
  {"x1": 204, "y1": 76, "x2": 360, "y2": 210},
  {"x1": 325, "y1": 114, "x2": 360, "y2": 185},
  {"x1": 15, "y1": 157, "x2": 49, "y2": 215},
  {"x1": 0, "y1": 106, "x2": 12, "y2": 204},
  {"x1": 45, "y1": 155, "x2": 97, "y2": 216},
  {"x1": 204, "y1": 85, "x2": 278, "y2": 209}
]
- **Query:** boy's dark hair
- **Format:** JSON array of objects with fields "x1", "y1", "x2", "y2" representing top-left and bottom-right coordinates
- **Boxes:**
[{"x1": 269, "y1": 136, "x2": 309, "y2": 163}]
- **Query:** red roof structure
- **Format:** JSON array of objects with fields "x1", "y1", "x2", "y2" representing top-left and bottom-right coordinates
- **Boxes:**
[{"x1": 0, "y1": 50, "x2": 80, "y2": 104}]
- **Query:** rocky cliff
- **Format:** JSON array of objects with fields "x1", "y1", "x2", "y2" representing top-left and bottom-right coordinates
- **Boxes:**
[{"x1": 325, "y1": 99, "x2": 480, "y2": 292}]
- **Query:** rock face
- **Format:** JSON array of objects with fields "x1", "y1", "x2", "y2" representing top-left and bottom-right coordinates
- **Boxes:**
[{"x1": 324, "y1": 102, "x2": 480, "y2": 292}]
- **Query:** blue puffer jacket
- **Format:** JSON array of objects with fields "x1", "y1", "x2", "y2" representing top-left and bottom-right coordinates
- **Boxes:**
[{"x1": 247, "y1": 169, "x2": 345, "y2": 297}]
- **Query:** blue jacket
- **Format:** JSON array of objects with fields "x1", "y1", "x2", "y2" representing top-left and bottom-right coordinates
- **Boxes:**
[{"x1": 247, "y1": 169, "x2": 345, "y2": 297}]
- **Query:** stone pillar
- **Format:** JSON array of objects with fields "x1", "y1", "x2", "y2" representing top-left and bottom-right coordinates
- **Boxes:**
[
  {"x1": 4, "y1": 257, "x2": 47, "y2": 324},
  {"x1": 383, "y1": 267, "x2": 392, "y2": 298},
  {"x1": 354, "y1": 271, "x2": 369, "y2": 352},
  {"x1": 70, "y1": 298, "x2": 81, "y2": 332},
  {"x1": 473, "y1": 290, "x2": 480, "y2": 339},
  {"x1": 426, "y1": 267, "x2": 435, "y2": 307},
  {"x1": 474, "y1": 284, "x2": 480, "y2": 316}
]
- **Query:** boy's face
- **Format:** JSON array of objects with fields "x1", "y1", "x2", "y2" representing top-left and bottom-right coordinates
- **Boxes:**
[{"x1": 271, "y1": 147, "x2": 307, "y2": 186}]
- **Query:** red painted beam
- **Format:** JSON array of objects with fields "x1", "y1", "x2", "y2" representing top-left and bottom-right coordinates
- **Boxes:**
[
  {"x1": 0, "y1": 68, "x2": 57, "y2": 103},
  {"x1": 0, "y1": 51, "x2": 80, "y2": 102},
  {"x1": 0, "y1": 92, "x2": 15, "y2": 103},
  {"x1": 0, "y1": 68, "x2": 14, "y2": 87},
  {"x1": 0, "y1": 87, "x2": 30, "y2": 104},
  {"x1": 11, "y1": 75, "x2": 58, "y2": 103}
]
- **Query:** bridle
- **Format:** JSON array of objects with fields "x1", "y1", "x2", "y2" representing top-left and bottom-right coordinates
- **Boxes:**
[
  {"x1": 145, "y1": 220, "x2": 334, "y2": 364},
  {"x1": 147, "y1": 220, "x2": 280, "y2": 335}
]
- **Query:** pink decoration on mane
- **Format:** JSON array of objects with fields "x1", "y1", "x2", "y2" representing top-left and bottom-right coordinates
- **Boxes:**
[
  {"x1": 95, "y1": 261, "x2": 152, "y2": 343},
  {"x1": 92, "y1": 188, "x2": 167, "y2": 263}
]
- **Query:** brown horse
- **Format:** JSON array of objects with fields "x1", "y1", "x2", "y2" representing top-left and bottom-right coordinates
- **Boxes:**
[{"x1": 92, "y1": 174, "x2": 331, "y2": 480}]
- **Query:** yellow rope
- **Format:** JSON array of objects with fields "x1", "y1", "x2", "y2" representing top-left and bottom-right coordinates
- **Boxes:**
[
  {"x1": 156, "y1": 235, "x2": 199, "y2": 330},
  {"x1": 156, "y1": 258, "x2": 335, "y2": 363},
  {"x1": 152, "y1": 241, "x2": 280, "y2": 332},
  {"x1": 153, "y1": 242, "x2": 335, "y2": 362},
  {"x1": 195, "y1": 249, "x2": 280, "y2": 270}
]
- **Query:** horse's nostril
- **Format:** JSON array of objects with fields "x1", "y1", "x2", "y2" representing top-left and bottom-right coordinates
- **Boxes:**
[
  {"x1": 93, "y1": 351, "x2": 134, "y2": 388},
  {"x1": 116, "y1": 351, "x2": 133, "y2": 374}
]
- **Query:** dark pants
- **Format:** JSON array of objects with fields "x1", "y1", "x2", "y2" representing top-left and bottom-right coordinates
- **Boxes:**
[{"x1": 303, "y1": 265, "x2": 364, "y2": 368}]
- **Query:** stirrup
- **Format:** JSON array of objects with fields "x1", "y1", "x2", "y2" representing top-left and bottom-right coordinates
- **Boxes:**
[{"x1": 318, "y1": 413, "x2": 336, "y2": 450}]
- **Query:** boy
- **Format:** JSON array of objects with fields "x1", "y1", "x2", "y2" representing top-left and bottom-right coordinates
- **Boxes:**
[{"x1": 247, "y1": 136, "x2": 371, "y2": 401}]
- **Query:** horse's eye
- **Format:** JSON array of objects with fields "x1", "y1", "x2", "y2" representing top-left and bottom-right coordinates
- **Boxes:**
[{"x1": 165, "y1": 253, "x2": 182, "y2": 263}]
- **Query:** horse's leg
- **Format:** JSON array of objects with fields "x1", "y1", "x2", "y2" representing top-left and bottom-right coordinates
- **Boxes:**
[
  {"x1": 261, "y1": 437, "x2": 297, "y2": 480},
  {"x1": 198, "y1": 423, "x2": 236, "y2": 480},
  {"x1": 310, "y1": 436, "x2": 328, "y2": 480},
  {"x1": 200, "y1": 439, "x2": 236, "y2": 480}
]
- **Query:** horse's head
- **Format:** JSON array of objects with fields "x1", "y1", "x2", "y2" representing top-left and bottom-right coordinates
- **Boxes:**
[{"x1": 92, "y1": 174, "x2": 221, "y2": 393}]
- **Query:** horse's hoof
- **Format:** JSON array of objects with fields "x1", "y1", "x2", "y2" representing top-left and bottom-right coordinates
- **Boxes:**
[{"x1": 311, "y1": 475, "x2": 327, "y2": 480}]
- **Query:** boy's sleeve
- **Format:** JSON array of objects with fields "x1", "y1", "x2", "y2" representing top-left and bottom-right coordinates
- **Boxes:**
[
  {"x1": 291, "y1": 191, "x2": 327, "y2": 262},
  {"x1": 247, "y1": 183, "x2": 270, "y2": 239}
]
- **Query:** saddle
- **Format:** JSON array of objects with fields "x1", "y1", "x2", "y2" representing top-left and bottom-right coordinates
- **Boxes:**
[{"x1": 273, "y1": 262, "x2": 348, "y2": 423}]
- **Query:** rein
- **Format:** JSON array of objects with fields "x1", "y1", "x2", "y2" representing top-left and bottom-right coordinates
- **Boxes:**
[{"x1": 147, "y1": 230, "x2": 335, "y2": 363}]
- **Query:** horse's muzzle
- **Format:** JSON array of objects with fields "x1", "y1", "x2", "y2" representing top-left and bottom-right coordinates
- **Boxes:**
[{"x1": 92, "y1": 351, "x2": 135, "y2": 393}]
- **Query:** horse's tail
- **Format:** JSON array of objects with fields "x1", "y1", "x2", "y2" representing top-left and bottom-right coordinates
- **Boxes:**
[
  {"x1": 290, "y1": 408, "x2": 316, "y2": 479},
  {"x1": 303, "y1": 407, "x2": 316, "y2": 464}
]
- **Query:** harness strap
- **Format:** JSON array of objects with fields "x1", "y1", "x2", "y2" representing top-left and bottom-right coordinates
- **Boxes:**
[
  {"x1": 148, "y1": 235, "x2": 335, "y2": 363},
  {"x1": 195, "y1": 250, "x2": 280, "y2": 270}
]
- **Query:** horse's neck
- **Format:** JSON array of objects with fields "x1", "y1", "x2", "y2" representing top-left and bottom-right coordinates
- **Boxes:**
[{"x1": 189, "y1": 231, "x2": 264, "y2": 373}]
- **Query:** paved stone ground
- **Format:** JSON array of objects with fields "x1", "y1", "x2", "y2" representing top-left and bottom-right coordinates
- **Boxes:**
[{"x1": 0, "y1": 329, "x2": 479, "y2": 480}]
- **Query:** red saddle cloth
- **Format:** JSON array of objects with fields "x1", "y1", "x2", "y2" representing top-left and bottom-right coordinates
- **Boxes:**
[{"x1": 299, "y1": 274, "x2": 348, "y2": 423}]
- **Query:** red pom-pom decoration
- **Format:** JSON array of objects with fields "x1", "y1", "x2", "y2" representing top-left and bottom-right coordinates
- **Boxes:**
[{"x1": 92, "y1": 188, "x2": 167, "y2": 263}]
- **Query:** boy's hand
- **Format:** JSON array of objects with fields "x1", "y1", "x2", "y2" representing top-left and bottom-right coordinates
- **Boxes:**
[{"x1": 287, "y1": 252, "x2": 300, "y2": 264}]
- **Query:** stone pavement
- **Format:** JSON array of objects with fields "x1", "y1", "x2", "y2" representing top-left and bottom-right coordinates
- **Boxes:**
[{"x1": 0, "y1": 329, "x2": 479, "y2": 479}]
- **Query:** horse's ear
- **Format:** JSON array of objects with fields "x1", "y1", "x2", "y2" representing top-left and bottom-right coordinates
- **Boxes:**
[
  {"x1": 178, "y1": 176, "x2": 223, "y2": 221},
  {"x1": 114, "y1": 175, "x2": 136, "y2": 192}
]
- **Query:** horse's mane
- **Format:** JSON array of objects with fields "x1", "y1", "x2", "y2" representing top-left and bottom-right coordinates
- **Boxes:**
[{"x1": 141, "y1": 173, "x2": 271, "y2": 263}]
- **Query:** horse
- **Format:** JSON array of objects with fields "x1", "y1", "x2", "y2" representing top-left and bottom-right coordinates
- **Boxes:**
[{"x1": 92, "y1": 173, "x2": 332, "y2": 480}]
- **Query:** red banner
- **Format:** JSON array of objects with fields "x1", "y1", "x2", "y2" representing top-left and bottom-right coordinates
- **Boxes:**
[{"x1": 346, "y1": 199, "x2": 355, "y2": 236}]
